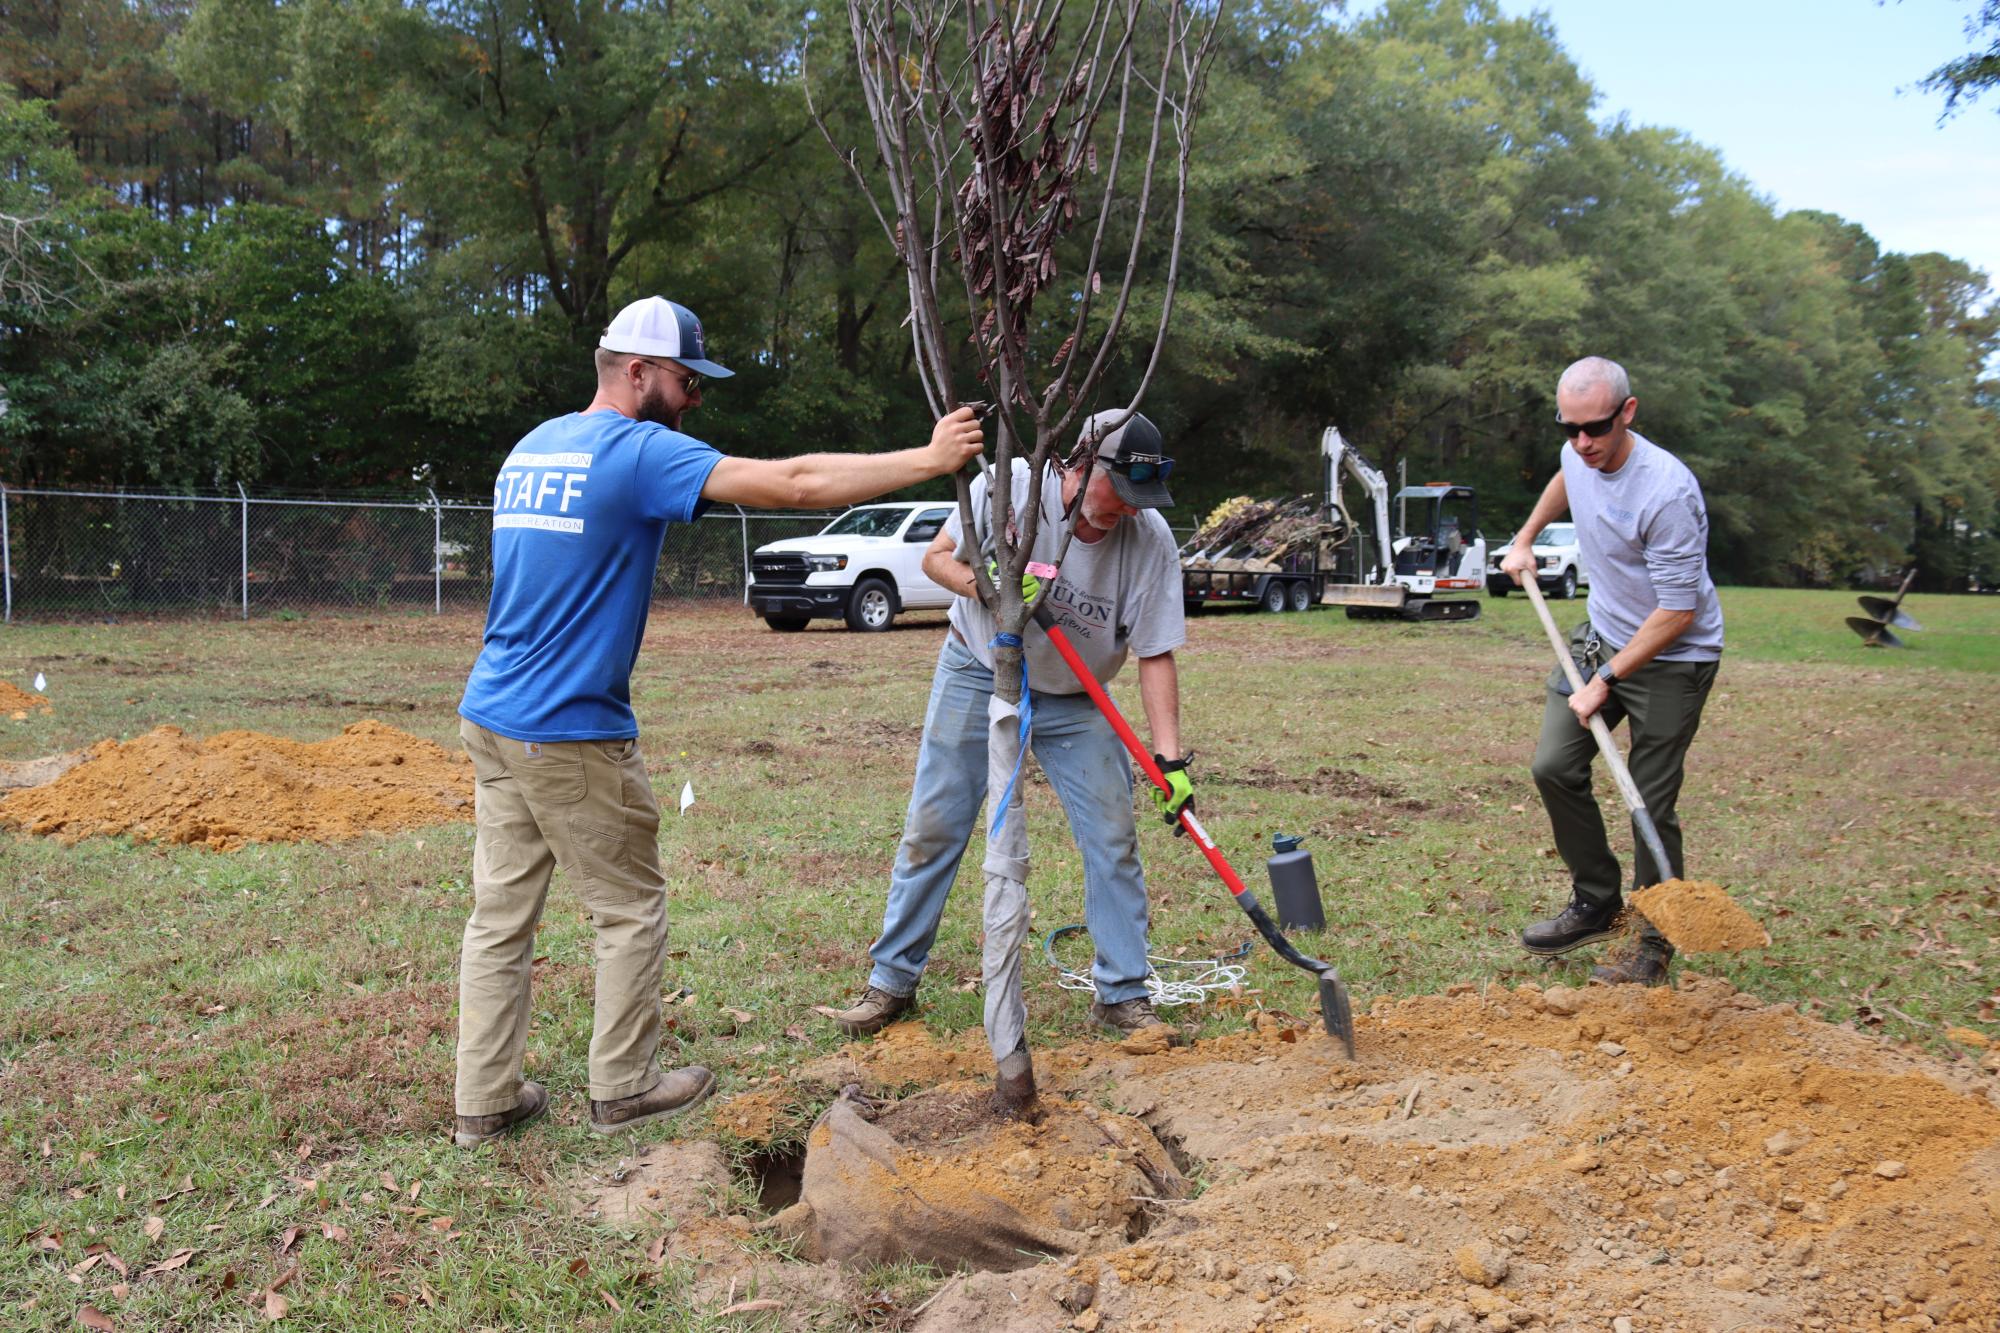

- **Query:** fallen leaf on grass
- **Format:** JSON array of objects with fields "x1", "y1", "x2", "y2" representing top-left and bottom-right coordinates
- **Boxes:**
[
  {"x1": 379, "y1": 1172, "x2": 397, "y2": 1192},
  {"x1": 155, "y1": 1176, "x2": 194, "y2": 1203},
  {"x1": 427, "y1": 1216, "x2": 454, "y2": 1233},
  {"x1": 142, "y1": 1218, "x2": 165, "y2": 1242},
  {"x1": 567, "y1": 1257, "x2": 590, "y2": 1278},
  {"x1": 267, "y1": 1265, "x2": 299, "y2": 1293},
  {"x1": 319, "y1": 1222, "x2": 348, "y2": 1244},
  {"x1": 79, "y1": 1305, "x2": 117, "y2": 1330},
  {"x1": 719, "y1": 1299, "x2": 783, "y2": 1315},
  {"x1": 263, "y1": 1289, "x2": 289, "y2": 1321},
  {"x1": 599, "y1": 1290, "x2": 622, "y2": 1314},
  {"x1": 645, "y1": 1235, "x2": 667, "y2": 1266},
  {"x1": 141, "y1": 1248, "x2": 195, "y2": 1276},
  {"x1": 34, "y1": 1231, "x2": 63, "y2": 1251},
  {"x1": 278, "y1": 1226, "x2": 301, "y2": 1254}
]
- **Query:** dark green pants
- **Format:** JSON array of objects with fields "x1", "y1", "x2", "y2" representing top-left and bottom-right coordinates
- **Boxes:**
[{"x1": 1531, "y1": 619, "x2": 1719, "y2": 917}]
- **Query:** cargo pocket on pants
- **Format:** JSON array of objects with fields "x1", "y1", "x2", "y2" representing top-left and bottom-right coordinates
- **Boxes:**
[{"x1": 569, "y1": 815, "x2": 642, "y2": 906}]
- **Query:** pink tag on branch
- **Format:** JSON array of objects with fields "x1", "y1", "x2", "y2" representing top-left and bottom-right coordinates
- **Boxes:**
[{"x1": 1026, "y1": 562, "x2": 1059, "y2": 580}]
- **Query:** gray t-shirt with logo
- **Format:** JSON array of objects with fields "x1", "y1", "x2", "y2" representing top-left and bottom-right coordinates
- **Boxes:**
[
  {"x1": 945, "y1": 461, "x2": 1186, "y2": 691},
  {"x1": 1560, "y1": 431, "x2": 1724, "y2": 661}
]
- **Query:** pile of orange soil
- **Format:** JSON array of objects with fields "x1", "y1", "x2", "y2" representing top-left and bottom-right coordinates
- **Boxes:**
[
  {"x1": 1632, "y1": 878, "x2": 1771, "y2": 953},
  {"x1": 1, "y1": 679, "x2": 51, "y2": 715},
  {"x1": 673, "y1": 978, "x2": 2000, "y2": 1332},
  {"x1": 0, "y1": 720, "x2": 472, "y2": 851}
]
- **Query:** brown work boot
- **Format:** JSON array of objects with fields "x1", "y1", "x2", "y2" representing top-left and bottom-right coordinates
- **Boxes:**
[
  {"x1": 589, "y1": 1066, "x2": 717, "y2": 1135},
  {"x1": 453, "y1": 1080, "x2": 550, "y2": 1148},
  {"x1": 1090, "y1": 996, "x2": 1177, "y2": 1042},
  {"x1": 1591, "y1": 936, "x2": 1673, "y2": 987},
  {"x1": 823, "y1": 985, "x2": 915, "y2": 1037},
  {"x1": 994, "y1": 1043, "x2": 1037, "y2": 1117}
]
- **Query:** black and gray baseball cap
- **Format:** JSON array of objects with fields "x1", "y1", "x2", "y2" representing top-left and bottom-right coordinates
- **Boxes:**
[
  {"x1": 599, "y1": 296, "x2": 734, "y2": 378},
  {"x1": 1081, "y1": 409, "x2": 1174, "y2": 509}
]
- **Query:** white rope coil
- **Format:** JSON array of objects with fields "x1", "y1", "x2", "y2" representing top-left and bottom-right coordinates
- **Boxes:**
[{"x1": 1042, "y1": 925, "x2": 1250, "y2": 1008}]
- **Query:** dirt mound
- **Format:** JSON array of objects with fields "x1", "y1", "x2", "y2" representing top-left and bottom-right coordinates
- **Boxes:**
[
  {"x1": 1632, "y1": 878, "x2": 1771, "y2": 953},
  {"x1": 1, "y1": 679, "x2": 51, "y2": 714},
  {"x1": 757, "y1": 1083, "x2": 1182, "y2": 1272},
  {"x1": 689, "y1": 983, "x2": 2000, "y2": 1330},
  {"x1": 0, "y1": 720, "x2": 472, "y2": 851}
]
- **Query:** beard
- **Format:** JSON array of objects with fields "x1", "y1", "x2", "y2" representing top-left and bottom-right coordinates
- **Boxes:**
[{"x1": 635, "y1": 383, "x2": 680, "y2": 429}]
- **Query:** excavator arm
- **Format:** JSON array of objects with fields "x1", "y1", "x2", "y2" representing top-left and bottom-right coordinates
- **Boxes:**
[{"x1": 1320, "y1": 427, "x2": 1394, "y2": 584}]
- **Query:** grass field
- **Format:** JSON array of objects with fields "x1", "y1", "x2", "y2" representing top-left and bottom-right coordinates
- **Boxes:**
[{"x1": 2, "y1": 587, "x2": 1997, "y2": 1329}]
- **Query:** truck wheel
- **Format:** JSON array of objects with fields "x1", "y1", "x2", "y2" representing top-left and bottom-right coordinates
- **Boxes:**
[
  {"x1": 1287, "y1": 580, "x2": 1314, "y2": 612},
  {"x1": 1487, "y1": 578, "x2": 1511, "y2": 598},
  {"x1": 1558, "y1": 568, "x2": 1578, "y2": 600},
  {"x1": 1261, "y1": 580, "x2": 1289, "y2": 613},
  {"x1": 763, "y1": 614, "x2": 810, "y2": 632},
  {"x1": 845, "y1": 577, "x2": 897, "y2": 632}
]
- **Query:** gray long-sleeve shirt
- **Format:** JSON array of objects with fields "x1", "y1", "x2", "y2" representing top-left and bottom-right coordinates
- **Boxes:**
[{"x1": 1561, "y1": 432, "x2": 1724, "y2": 661}]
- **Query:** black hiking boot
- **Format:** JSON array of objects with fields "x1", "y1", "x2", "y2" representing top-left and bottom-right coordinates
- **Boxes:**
[
  {"x1": 1591, "y1": 935, "x2": 1674, "y2": 987},
  {"x1": 1519, "y1": 894, "x2": 1623, "y2": 956},
  {"x1": 821, "y1": 985, "x2": 915, "y2": 1038},
  {"x1": 454, "y1": 1081, "x2": 550, "y2": 1148}
]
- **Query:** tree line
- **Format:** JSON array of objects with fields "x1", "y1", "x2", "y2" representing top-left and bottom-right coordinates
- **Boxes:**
[{"x1": 2, "y1": 0, "x2": 1995, "y2": 588}]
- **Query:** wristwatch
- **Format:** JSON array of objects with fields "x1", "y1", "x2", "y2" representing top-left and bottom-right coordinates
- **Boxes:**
[{"x1": 1595, "y1": 662, "x2": 1620, "y2": 687}]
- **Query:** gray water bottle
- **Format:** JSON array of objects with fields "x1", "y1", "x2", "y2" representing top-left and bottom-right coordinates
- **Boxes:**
[{"x1": 1267, "y1": 833, "x2": 1325, "y2": 932}]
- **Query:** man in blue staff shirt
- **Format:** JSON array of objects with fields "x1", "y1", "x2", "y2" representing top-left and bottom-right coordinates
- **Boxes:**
[{"x1": 453, "y1": 296, "x2": 984, "y2": 1147}]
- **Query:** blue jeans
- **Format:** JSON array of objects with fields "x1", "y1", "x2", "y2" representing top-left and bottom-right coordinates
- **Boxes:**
[{"x1": 868, "y1": 637, "x2": 1152, "y2": 1004}]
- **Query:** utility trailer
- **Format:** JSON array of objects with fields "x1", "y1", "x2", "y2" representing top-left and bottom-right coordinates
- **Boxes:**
[{"x1": 1180, "y1": 496, "x2": 1332, "y2": 614}]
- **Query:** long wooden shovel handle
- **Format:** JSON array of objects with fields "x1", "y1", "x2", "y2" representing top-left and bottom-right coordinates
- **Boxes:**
[{"x1": 1519, "y1": 576, "x2": 1676, "y2": 879}]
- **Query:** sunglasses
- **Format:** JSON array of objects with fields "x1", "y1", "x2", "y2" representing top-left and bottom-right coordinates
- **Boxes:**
[
  {"x1": 1556, "y1": 398, "x2": 1630, "y2": 440},
  {"x1": 636, "y1": 357, "x2": 702, "y2": 394},
  {"x1": 1108, "y1": 453, "x2": 1174, "y2": 485}
]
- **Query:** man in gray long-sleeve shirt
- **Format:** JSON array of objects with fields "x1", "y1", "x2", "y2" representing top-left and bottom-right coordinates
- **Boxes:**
[{"x1": 1502, "y1": 356, "x2": 1724, "y2": 986}]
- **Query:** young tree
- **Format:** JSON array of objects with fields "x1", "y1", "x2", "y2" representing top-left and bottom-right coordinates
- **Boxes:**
[{"x1": 813, "y1": 0, "x2": 1222, "y2": 1080}]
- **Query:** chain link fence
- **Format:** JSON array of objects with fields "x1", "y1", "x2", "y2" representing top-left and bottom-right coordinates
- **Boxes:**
[{"x1": 0, "y1": 485, "x2": 842, "y2": 622}]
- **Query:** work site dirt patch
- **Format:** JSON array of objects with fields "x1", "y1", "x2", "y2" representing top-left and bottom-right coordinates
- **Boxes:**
[
  {"x1": 1631, "y1": 878, "x2": 1772, "y2": 953},
  {"x1": 0, "y1": 719, "x2": 472, "y2": 851},
  {"x1": 634, "y1": 984, "x2": 2000, "y2": 1331},
  {"x1": 0, "y1": 748, "x2": 88, "y2": 789},
  {"x1": 1, "y1": 679, "x2": 51, "y2": 714},
  {"x1": 757, "y1": 1083, "x2": 1184, "y2": 1273}
]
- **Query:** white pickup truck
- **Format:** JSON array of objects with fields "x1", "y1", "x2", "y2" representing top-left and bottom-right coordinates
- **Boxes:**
[
  {"x1": 748, "y1": 501, "x2": 958, "y2": 632},
  {"x1": 1486, "y1": 521, "x2": 1590, "y2": 600}
]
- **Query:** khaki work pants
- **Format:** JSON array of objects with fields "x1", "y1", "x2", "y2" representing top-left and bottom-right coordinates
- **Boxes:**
[
  {"x1": 455, "y1": 719, "x2": 667, "y2": 1115},
  {"x1": 1531, "y1": 619, "x2": 1719, "y2": 926}
]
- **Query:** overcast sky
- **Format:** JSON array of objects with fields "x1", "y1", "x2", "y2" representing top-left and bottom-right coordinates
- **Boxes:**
[{"x1": 1363, "y1": 1, "x2": 2000, "y2": 284}]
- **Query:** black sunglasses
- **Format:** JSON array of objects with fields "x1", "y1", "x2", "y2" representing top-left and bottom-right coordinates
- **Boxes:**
[
  {"x1": 636, "y1": 357, "x2": 701, "y2": 394},
  {"x1": 1108, "y1": 453, "x2": 1174, "y2": 485},
  {"x1": 1556, "y1": 398, "x2": 1630, "y2": 439}
]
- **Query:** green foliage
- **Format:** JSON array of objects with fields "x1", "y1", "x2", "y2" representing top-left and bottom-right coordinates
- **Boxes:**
[{"x1": 0, "y1": 0, "x2": 1993, "y2": 585}]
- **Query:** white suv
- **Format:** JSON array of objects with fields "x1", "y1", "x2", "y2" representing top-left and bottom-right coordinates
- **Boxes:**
[
  {"x1": 748, "y1": 501, "x2": 957, "y2": 632},
  {"x1": 1487, "y1": 521, "x2": 1590, "y2": 600}
]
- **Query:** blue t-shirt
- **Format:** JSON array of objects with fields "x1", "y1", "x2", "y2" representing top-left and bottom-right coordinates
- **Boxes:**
[{"x1": 459, "y1": 411, "x2": 723, "y2": 741}]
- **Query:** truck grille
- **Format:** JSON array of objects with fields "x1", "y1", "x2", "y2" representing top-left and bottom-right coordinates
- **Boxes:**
[{"x1": 751, "y1": 553, "x2": 809, "y2": 586}]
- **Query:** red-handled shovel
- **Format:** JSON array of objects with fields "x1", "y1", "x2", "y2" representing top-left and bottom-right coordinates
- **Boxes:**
[{"x1": 1028, "y1": 598, "x2": 1356, "y2": 1056}]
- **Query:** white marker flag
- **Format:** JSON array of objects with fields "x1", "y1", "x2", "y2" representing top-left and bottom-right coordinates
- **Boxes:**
[
  {"x1": 679, "y1": 781, "x2": 695, "y2": 815},
  {"x1": 33, "y1": 672, "x2": 46, "y2": 692}
]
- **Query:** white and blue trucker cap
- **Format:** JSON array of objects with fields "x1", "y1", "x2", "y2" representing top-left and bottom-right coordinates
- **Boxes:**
[{"x1": 599, "y1": 297, "x2": 734, "y2": 378}]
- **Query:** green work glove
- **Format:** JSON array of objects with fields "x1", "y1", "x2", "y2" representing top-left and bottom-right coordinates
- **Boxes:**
[
  {"x1": 986, "y1": 559, "x2": 1041, "y2": 605},
  {"x1": 1151, "y1": 753, "x2": 1194, "y2": 834}
]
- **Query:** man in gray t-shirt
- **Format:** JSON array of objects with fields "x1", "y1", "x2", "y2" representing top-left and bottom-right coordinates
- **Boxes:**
[
  {"x1": 1502, "y1": 357, "x2": 1724, "y2": 986},
  {"x1": 824, "y1": 412, "x2": 1191, "y2": 1044}
]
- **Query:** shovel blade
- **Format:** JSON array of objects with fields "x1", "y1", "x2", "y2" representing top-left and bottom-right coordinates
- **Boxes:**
[
  {"x1": 1318, "y1": 971, "x2": 1356, "y2": 1059},
  {"x1": 1856, "y1": 597, "x2": 1922, "y2": 631},
  {"x1": 1846, "y1": 616, "x2": 1905, "y2": 647}
]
